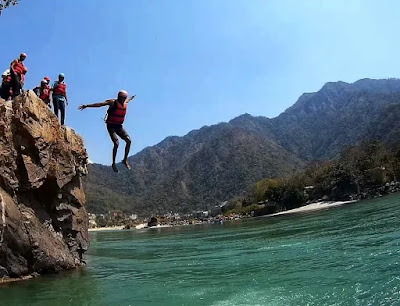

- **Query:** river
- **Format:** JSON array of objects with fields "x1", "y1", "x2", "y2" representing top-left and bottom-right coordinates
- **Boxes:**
[{"x1": 1, "y1": 194, "x2": 400, "y2": 305}]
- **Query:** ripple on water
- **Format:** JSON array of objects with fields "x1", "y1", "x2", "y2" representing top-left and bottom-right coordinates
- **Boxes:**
[{"x1": 1, "y1": 195, "x2": 400, "y2": 305}]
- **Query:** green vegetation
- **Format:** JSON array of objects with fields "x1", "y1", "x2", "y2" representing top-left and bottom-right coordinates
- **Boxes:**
[
  {"x1": 0, "y1": 0, "x2": 18, "y2": 14},
  {"x1": 225, "y1": 141, "x2": 400, "y2": 217},
  {"x1": 85, "y1": 79, "x2": 400, "y2": 216}
]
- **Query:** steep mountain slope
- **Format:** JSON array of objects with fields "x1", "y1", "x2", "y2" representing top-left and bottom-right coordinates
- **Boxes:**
[
  {"x1": 270, "y1": 79, "x2": 400, "y2": 159},
  {"x1": 85, "y1": 78, "x2": 400, "y2": 215},
  {"x1": 85, "y1": 122, "x2": 303, "y2": 214}
]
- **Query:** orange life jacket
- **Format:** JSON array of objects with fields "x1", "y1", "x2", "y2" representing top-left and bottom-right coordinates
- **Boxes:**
[{"x1": 106, "y1": 100, "x2": 127, "y2": 125}]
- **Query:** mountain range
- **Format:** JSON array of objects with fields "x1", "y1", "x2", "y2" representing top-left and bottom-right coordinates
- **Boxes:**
[{"x1": 84, "y1": 78, "x2": 400, "y2": 215}]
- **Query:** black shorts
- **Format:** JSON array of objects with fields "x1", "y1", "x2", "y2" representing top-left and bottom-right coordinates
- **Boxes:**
[{"x1": 107, "y1": 124, "x2": 130, "y2": 142}]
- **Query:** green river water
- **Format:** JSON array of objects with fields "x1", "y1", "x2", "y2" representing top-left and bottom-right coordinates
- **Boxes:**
[{"x1": 1, "y1": 194, "x2": 400, "y2": 305}]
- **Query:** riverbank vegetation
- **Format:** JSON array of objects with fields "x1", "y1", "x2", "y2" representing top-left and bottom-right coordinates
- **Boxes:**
[{"x1": 224, "y1": 140, "x2": 400, "y2": 216}]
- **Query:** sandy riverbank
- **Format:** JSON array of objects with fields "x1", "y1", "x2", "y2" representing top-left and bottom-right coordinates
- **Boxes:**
[
  {"x1": 268, "y1": 200, "x2": 357, "y2": 217},
  {"x1": 88, "y1": 226, "x2": 125, "y2": 232},
  {"x1": 88, "y1": 201, "x2": 358, "y2": 231}
]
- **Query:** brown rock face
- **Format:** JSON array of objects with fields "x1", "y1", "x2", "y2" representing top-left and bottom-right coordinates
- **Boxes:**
[{"x1": 0, "y1": 91, "x2": 89, "y2": 279}]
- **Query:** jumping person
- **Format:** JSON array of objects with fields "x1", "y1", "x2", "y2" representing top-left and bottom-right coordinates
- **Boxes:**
[
  {"x1": 78, "y1": 90, "x2": 135, "y2": 172},
  {"x1": 51, "y1": 73, "x2": 68, "y2": 125},
  {"x1": 10, "y1": 53, "x2": 27, "y2": 98}
]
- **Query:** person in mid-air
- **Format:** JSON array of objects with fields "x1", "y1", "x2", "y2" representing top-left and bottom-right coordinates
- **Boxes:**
[
  {"x1": 78, "y1": 90, "x2": 135, "y2": 172},
  {"x1": 51, "y1": 73, "x2": 68, "y2": 125},
  {"x1": 10, "y1": 53, "x2": 27, "y2": 97}
]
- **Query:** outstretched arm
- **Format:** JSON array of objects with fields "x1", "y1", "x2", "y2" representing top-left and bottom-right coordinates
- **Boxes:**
[
  {"x1": 78, "y1": 99, "x2": 114, "y2": 110},
  {"x1": 126, "y1": 95, "x2": 136, "y2": 104}
]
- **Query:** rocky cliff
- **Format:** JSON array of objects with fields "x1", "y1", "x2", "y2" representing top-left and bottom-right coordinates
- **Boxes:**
[{"x1": 0, "y1": 91, "x2": 89, "y2": 281}]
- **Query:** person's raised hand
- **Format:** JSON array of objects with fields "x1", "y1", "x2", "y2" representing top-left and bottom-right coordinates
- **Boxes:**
[{"x1": 78, "y1": 104, "x2": 86, "y2": 110}]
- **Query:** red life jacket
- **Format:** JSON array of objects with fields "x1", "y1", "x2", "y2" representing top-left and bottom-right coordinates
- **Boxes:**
[
  {"x1": 12, "y1": 60, "x2": 25, "y2": 76},
  {"x1": 40, "y1": 88, "x2": 50, "y2": 102},
  {"x1": 106, "y1": 100, "x2": 127, "y2": 125},
  {"x1": 53, "y1": 81, "x2": 66, "y2": 96}
]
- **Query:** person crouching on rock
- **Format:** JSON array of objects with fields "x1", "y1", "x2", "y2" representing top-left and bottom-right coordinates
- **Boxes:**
[
  {"x1": 33, "y1": 80, "x2": 51, "y2": 107},
  {"x1": 0, "y1": 72, "x2": 13, "y2": 101},
  {"x1": 78, "y1": 90, "x2": 135, "y2": 172},
  {"x1": 10, "y1": 53, "x2": 27, "y2": 98},
  {"x1": 51, "y1": 73, "x2": 68, "y2": 125}
]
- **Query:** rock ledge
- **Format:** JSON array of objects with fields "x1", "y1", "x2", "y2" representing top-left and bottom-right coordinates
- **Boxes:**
[{"x1": 0, "y1": 91, "x2": 89, "y2": 280}]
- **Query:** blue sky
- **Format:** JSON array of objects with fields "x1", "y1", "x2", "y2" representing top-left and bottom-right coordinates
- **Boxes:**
[{"x1": 1, "y1": 0, "x2": 399, "y2": 164}]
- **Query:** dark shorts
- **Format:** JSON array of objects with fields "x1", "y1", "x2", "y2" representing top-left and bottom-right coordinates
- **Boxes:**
[{"x1": 106, "y1": 124, "x2": 130, "y2": 142}]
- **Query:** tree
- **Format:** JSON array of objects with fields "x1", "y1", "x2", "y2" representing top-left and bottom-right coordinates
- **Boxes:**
[
  {"x1": 0, "y1": 0, "x2": 18, "y2": 15},
  {"x1": 253, "y1": 178, "x2": 281, "y2": 202}
]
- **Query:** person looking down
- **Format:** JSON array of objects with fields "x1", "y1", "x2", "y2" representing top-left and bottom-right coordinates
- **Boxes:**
[
  {"x1": 44, "y1": 76, "x2": 51, "y2": 88},
  {"x1": 78, "y1": 90, "x2": 135, "y2": 172},
  {"x1": 10, "y1": 53, "x2": 27, "y2": 98},
  {"x1": 52, "y1": 73, "x2": 68, "y2": 125},
  {"x1": 33, "y1": 80, "x2": 51, "y2": 107},
  {"x1": 43, "y1": 76, "x2": 51, "y2": 102}
]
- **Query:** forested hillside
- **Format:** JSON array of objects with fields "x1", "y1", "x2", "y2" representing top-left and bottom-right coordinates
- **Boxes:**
[{"x1": 85, "y1": 78, "x2": 400, "y2": 215}]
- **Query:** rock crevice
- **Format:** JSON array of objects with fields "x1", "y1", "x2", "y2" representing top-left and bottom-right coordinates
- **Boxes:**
[{"x1": 0, "y1": 91, "x2": 89, "y2": 279}]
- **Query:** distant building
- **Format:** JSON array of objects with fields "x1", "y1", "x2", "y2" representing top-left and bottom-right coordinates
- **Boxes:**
[
  {"x1": 129, "y1": 214, "x2": 138, "y2": 220},
  {"x1": 193, "y1": 210, "x2": 210, "y2": 218}
]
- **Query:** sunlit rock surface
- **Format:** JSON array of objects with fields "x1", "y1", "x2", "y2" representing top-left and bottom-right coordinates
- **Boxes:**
[{"x1": 0, "y1": 91, "x2": 89, "y2": 279}]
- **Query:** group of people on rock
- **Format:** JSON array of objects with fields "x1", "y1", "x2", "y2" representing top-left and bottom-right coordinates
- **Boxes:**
[
  {"x1": 0, "y1": 52, "x2": 135, "y2": 172},
  {"x1": 0, "y1": 53, "x2": 68, "y2": 125}
]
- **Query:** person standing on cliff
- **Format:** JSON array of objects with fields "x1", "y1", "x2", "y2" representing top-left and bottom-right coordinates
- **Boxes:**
[
  {"x1": 10, "y1": 53, "x2": 27, "y2": 98},
  {"x1": 33, "y1": 80, "x2": 51, "y2": 107},
  {"x1": 51, "y1": 73, "x2": 68, "y2": 125},
  {"x1": 78, "y1": 90, "x2": 135, "y2": 173}
]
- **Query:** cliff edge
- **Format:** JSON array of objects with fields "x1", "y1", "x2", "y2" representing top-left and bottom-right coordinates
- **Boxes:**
[{"x1": 0, "y1": 91, "x2": 89, "y2": 280}]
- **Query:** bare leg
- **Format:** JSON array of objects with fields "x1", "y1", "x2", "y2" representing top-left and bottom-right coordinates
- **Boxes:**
[
  {"x1": 112, "y1": 139, "x2": 119, "y2": 172},
  {"x1": 122, "y1": 136, "x2": 131, "y2": 169}
]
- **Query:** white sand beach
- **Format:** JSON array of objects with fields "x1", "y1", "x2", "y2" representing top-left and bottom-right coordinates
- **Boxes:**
[
  {"x1": 268, "y1": 200, "x2": 357, "y2": 217},
  {"x1": 88, "y1": 226, "x2": 125, "y2": 232}
]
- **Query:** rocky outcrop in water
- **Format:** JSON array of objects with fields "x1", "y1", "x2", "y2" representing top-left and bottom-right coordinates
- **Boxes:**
[{"x1": 0, "y1": 91, "x2": 89, "y2": 280}]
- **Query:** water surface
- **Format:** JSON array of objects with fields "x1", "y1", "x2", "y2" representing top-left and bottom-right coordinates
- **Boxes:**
[{"x1": 1, "y1": 195, "x2": 400, "y2": 305}]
